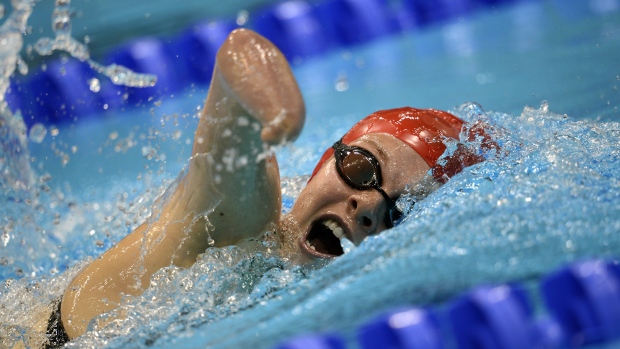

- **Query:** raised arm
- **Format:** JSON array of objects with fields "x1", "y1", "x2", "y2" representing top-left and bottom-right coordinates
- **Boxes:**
[{"x1": 61, "y1": 29, "x2": 305, "y2": 338}]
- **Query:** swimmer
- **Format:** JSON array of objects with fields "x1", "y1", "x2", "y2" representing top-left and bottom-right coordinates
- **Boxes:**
[{"x1": 46, "y1": 29, "x2": 496, "y2": 347}]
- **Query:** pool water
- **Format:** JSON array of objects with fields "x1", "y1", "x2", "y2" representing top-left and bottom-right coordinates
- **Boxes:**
[{"x1": 1, "y1": 1, "x2": 620, "y2": 348}]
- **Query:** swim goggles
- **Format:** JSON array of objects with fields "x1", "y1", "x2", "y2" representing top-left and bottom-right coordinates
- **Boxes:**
[{"x1": 332, "y1": 140, "x2": 405, "y2": 228}]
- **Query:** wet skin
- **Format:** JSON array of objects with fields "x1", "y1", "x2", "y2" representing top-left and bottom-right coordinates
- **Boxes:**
[{"x1": 282, "y1": 133, "x2": 432, "y2": 264}]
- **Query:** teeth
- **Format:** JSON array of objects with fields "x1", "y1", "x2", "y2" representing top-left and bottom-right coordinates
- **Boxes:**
[{"x1": 323, "y1": 219, "x2": 345, "y2": 239}]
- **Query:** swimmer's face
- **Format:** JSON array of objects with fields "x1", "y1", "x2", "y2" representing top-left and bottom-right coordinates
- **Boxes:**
[{"x1": 282, "y1": 133, "x2": 432, "y2": 264}]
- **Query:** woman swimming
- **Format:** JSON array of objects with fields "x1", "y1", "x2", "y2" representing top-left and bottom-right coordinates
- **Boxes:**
[{"x1": 50, "y1": 28, "x2": 494, "y2": 346}]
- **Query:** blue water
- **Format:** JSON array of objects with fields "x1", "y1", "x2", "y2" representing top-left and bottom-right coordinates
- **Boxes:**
[{"x1": 1, "y1": 1, "x2": 620, "y2": 348}]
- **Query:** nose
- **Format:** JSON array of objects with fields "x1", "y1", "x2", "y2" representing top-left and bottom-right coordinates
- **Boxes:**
[{"x1": 347, "y1": 191, "x2": 385, "y2": 240}]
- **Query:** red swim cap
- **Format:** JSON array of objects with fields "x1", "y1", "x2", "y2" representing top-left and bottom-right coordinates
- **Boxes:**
[{"x1": 310, "y1": 107, "x2": 487, "y2": 183}]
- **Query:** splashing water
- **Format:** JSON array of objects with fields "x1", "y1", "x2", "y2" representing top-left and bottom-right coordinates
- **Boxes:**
[
  {"x1": 32, "y1": 0, "x2": 157, "y2": 87},
  {"x1": 0, "y1": 0, "x2": 157, "y2": 196},
  {"x1": 0, "y1": 2, "x2": 162, "y2": 345},
  {"x1": 88, "y1": 62, "x2": 157, "y2": 88},
  {"x1": 0, "y1": 0, "x2": 35, "y2": 194}
]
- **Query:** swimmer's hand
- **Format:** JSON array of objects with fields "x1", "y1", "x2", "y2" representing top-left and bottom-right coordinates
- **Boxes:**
[{"x1": 215, "y1": 29, "x2": 305, "y2": 144}]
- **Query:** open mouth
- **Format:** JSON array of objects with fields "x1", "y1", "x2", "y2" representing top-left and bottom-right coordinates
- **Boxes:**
[{"x1": 304, "y1": 219, "x2": 346, "y2": 257}]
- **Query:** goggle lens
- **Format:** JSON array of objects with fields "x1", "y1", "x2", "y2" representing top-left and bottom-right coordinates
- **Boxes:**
[{"x1": 340, "y1": 151, "x2": 378, "y2": 188}]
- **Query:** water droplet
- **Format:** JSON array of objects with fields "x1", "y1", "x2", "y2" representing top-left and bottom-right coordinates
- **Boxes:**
[
  {"x1": 52, "y1": 12, "x2": 71, "y2": 34},
  {"x1": 236, "y1": 10, "x2": 249, "y2": 25},
  {"x1": 172, "y1": 130, "x2": 182, "y2": 140},
  {"x1": 340, "y1": 237, "x2": 355, "y2": 254},
  {"x1": 28, "y1": 123, "x2": 47, "y2": 143},
  {"x1": 50, "y1": 126, "x2": 59, "y2": 136},
  {"x1": 335, "y1": 73, "x2": 349, "y2": 92},
  {"x1": 1, "y1": 232, "x2": 10, "y2": 247},
  {"x1": 141, "y1": 145, "x2": 156, "y2": 160},
  {"x1": 88, "y1": 77, "x2": 100, "y2": 92},
  {"x1": 336, "y1": 81, "x2": 349, "y2": 92},
  {"x1": 33, "y1": 37, "x2": 54, "y2": 56},
  {"x1": 16, "y1": 56, "x2": 28, "y2": 75},
  {"x1": 90, "y1": 61, "x2": 157, "y2": 88}
]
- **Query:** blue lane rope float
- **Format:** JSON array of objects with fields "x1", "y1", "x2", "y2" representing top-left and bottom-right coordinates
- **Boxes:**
[
  {"x1": 23, "y1": 60, "x2": 101, "y2": 125},
  {"x1": 163, "y1": 20, "x2": 237, "y2": 86},
  {"x1": 402, "y1": 0, "x2": 477, "y2": 27},
  {"x1": 448, "y1": 284, "x2": 535, "y2": 349},
  {"x1": 274, "y1": 259, "x2": 620, "y2": 349},
  {"x1": 253, "y1": 1, "x2": 328, "y2": 62},
  {"x1": 274, "y1": 333, "x2": 347, "y2": 349},
  {"x1": 357, "y1": 307, "x2": 443, "y2": 349},
  {"x1": 541, "y1": 260, "x2": 620, "y2": 347},
  {"x1": 8, "y1": 0, "x2": 547, "y2": 126}
]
